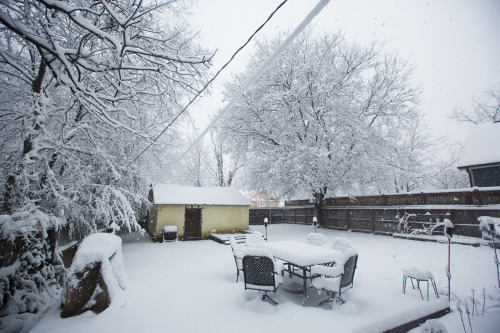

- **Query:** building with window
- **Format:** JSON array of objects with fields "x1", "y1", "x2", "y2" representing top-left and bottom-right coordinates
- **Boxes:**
[{"x1": 457, "y1": 122, "x2": 500, "y2": 187}]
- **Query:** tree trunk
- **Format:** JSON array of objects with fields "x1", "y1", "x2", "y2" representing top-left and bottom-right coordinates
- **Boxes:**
[
  {"x1": 313, "y1": 186, "x2": 327, "y2": 228},
  {"x1": 2, "y1": 59, "x2": 46, "y2": 214}
]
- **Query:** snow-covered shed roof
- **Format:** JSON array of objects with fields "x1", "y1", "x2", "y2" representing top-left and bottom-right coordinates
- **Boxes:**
[
  {"x1": 457, "y1": 122, "x2": 500, "y2": 168},
  {"x1": 150, "y1": 184, "x2": 252, "y2": 206}
]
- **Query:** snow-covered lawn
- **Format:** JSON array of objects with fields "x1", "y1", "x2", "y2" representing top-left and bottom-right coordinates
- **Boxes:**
[{"x1": 30, "y1": 224, "x2": 500, "y2": 333}]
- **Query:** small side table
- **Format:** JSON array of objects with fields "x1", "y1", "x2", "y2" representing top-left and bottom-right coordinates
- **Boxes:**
[{"x1": 403, "y1": 267, "x2": 439, "y2": 301}]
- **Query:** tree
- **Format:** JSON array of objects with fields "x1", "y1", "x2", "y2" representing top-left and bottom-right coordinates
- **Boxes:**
[
  {"x1": 451, "y1": 85, "x2": 500, "y2": 124},
  {"x1": 427, "y1": 145, "x2": 469, "y2": 190},
  {"x1": 179, "y1": 136, "x2": 210, "y2": 187},
  {"x1": 220, "y1": 32, "x2": 425, "y2": 225},
  {"x1": 208, "y1": 129, "x2": 244, "y2": 187},
  {"x1": 0, "y1": 0, "x2": 210, "y2": 315}
]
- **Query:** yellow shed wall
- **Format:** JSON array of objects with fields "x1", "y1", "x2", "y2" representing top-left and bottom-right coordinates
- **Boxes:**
[
  {"x1": 149, "y1": 204, "x2": 186, "y2": 240},
  {"x1": 148, "y1": 204, "x2": 249, "y2": 240},
  {"x1": 201, "y1": 205, "x2": 249, "y2": 237}
]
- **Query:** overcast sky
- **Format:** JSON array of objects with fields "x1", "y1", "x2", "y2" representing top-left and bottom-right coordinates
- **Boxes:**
[{"x1": 187, "y1": 0, "x2": 500, "y2": 158}]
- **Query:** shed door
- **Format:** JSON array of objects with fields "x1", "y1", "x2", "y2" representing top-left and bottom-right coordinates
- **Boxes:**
[{"x1": 184, "y1": 208, "x2": 202, "y2": 239}]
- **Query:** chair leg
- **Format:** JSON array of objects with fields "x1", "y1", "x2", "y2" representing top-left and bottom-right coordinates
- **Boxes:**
[
  {"x1": 262, "y1": 292, "x2": 278, "y2": 305},
  {"x1": 431, "y1": 278, "x2": 439, "y2": 298},
  {"x1": 426, "y1": 280, "x2": 429, "y2": 301},
  {"x1": 318, "y1": 296, "x2": 334, "y2": 306},
  {"x1": 317, "y1": 290, "x2": 337, "y2": 307},
  {"x1": 416, "y1": 280, "x2": 424, "y2": 300}
]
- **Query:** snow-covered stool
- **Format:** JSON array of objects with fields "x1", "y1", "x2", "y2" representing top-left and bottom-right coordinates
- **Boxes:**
[{"x1": 402, "y1": 267, "x2": 439, "y2": 301}]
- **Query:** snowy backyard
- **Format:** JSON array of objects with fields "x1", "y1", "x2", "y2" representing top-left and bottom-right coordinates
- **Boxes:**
[
  {"x1": 25, "y1": 224, "x2": 500, "y2": 333},
  {"x1": 1, "y1": 1, "x2": 500, "y2": 333}
]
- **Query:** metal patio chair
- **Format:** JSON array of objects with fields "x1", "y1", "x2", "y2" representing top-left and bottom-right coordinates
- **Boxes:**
[
  {"x1": 242, "y1": 248, "x2": 283, "y2": 304},
  {"x1": 306, "y1": 233, "x2": 326, "y2": 247},
  {"x1": 311, "y1": 249, "x2": 358, "y2": 306},
  {"x1": 229, "y1": 236, "x2": 244, "y2": 282},
  {"x1": 245, "y1": 231, "x2": 265, "y2": 247}
]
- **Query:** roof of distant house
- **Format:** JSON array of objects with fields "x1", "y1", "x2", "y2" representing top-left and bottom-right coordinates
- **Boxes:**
[
  {"x1": 457, "y1": 122, "x2": 500, "y2": 168},
  {"x1": 150, "y1": 184, "x2": 252, "y2": 206}
]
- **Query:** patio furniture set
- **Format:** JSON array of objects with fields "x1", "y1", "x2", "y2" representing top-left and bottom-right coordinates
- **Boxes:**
[{"x1": 230, "y1": 232, "x2": 358, "y2": 306}]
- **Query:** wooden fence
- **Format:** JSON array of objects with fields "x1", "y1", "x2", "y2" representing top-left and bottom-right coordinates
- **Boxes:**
[{"x1": 250, "y1": 188, "x2": 500, "y2": 238}]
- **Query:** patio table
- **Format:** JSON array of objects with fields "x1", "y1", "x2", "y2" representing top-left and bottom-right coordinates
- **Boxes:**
[{"x1": 258, "y1": 240, "x2": 343, "y2": 305}]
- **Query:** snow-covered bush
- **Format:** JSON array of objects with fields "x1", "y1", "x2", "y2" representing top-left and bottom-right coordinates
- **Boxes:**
[
  {"x1": 0, "y1": 212, "x2": 64, "y2": 316},
  {"x1": 397, "y1": 213, "x2": 453, "y2": 236},
  {"x1": 397, "y1": 213, "x2": 417, "y2": 234}
]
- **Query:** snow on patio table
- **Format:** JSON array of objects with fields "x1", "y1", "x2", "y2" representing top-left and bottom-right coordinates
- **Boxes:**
[
  {"x1": 259, "y1": 240, "x2": 343, "y2": 266},
  {"x1": 29, "y1": 224, "x2": 500, "y2": 333}
]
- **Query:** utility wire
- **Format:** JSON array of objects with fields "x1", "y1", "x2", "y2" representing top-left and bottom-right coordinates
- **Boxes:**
[
  {"x1": 132, "y1": 0, "x2": 289, "y2": 163},
  {"x1": 153, "y1": 0, "x2": 331, "y2": 186}
]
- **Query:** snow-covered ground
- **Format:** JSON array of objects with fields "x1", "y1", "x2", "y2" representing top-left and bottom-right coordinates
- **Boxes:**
[{"x1": 26, "y1": 224, "x2": 500, "y2": 332}]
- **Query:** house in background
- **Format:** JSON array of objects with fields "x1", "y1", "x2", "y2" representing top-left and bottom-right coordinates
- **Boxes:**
[
  {"x1": 148, "y1": 184, "x2": 251, "y2": 241},
  {"x1": 457, "y1": 122, "x2": 500, "y2": 187},
  {"x1": 247, "y1": 190, "x2": 281, "y2": 207}
]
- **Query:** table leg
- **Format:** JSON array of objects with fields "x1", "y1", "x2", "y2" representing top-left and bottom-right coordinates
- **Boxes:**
[{"x1": 302, "y1": 267, "x2": 307, "y2": 306}]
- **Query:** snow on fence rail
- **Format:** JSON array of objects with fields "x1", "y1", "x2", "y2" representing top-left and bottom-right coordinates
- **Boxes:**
[{"x1": 286, "y1": 187, "x2": 500, "y2": 207}]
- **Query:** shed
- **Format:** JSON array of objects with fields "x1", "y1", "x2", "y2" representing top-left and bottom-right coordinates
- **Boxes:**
[
  {"x1": 457, "y1": 122, "x2": 500, "y2": 187},
  {"x1": 148, "y1": 184, "x2": 251, "y2": 240}
]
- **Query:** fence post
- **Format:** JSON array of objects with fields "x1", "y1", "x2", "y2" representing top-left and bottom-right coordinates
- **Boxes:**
[
  {"x1": 370, "y1": 209, "x2": 375, "y2": 234},
  {"x1": 472, "y1": 189, "x2": 482, "y2": 205},
  {"x1": 346, "y1": 208, "x2": 350, "y2": 230}
]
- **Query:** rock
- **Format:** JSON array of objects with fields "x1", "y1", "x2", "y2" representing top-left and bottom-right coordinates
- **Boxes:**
[
  {"x1": 61, "y1": 261, "x2": 111, "y2": 318},
  {"x1": 60, "y1": 233, "x2": 126, "y2": 318}
]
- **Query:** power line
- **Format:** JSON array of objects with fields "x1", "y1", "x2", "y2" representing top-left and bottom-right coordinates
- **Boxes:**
[
  {"x1": 132, "y1": 0, "x2": 289, "y2": 163},
  {"x1": 153, "y1": 0, "x2": 331, "y2": 186}
]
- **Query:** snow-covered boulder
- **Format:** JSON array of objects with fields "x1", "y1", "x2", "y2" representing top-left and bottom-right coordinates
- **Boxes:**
[{"x1": 61, "y1": 233, "x2": 126, "y2": 318}]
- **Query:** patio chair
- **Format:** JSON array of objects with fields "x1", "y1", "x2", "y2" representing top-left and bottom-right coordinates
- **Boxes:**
[
  {"x1": 229, "y1": 236, "x2": 244, "y2": 282},
  {"x1": 330, "y1": 237, "x2": 352, "y2": 252},
  {"x1": 306, "y1": 233, "x2": 326, "y2": 247},
  {"x1": 245, "y1": 231, "x2": 265, "y2": 247},
  {"x1": 242, "y1": 247, "x2": 283, "y2": 304},
  {"x1": 311, "y1": 249, "x2": 358, "y2": 305}
]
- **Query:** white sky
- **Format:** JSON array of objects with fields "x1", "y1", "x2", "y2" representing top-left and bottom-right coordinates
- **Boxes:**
[{"x1": 187, "y1": 0, "x2": 500, "y2": 157}]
